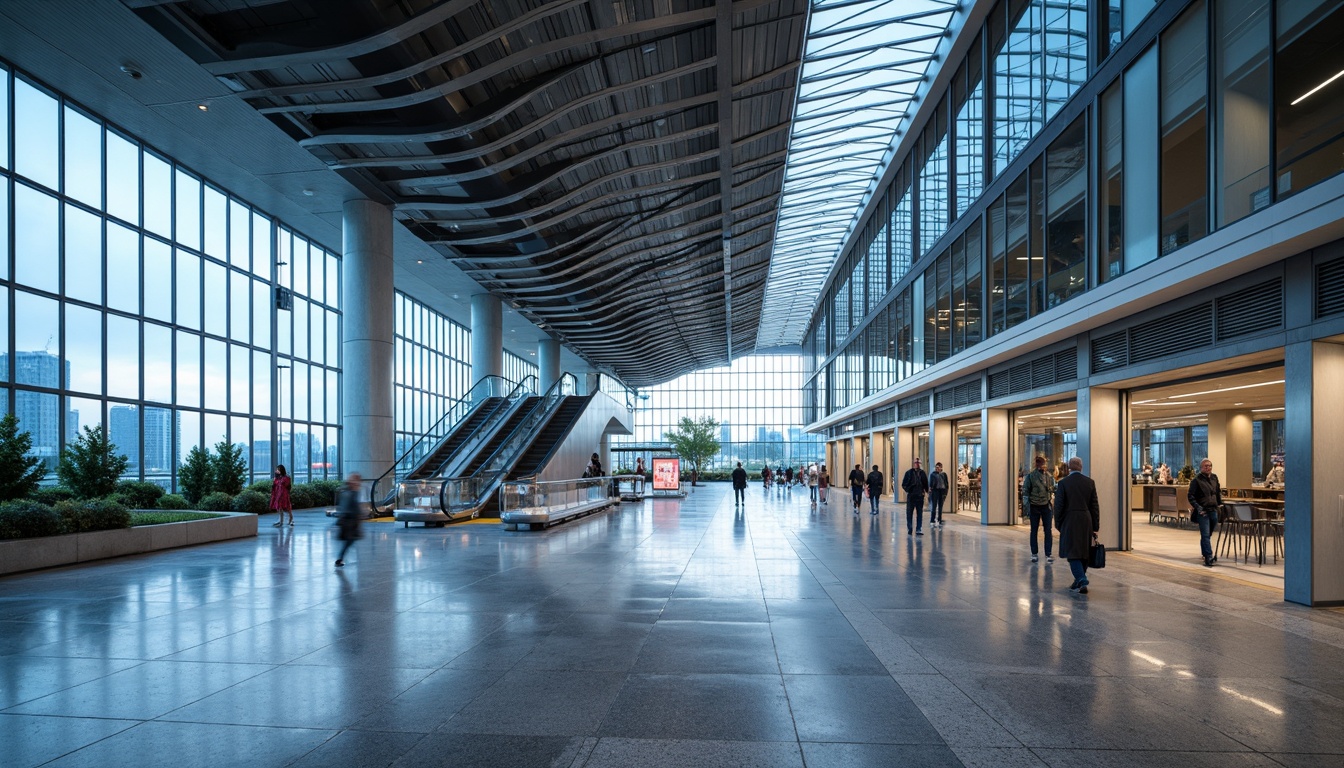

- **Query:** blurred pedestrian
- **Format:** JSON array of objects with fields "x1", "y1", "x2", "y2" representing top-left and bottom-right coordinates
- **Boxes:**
[{"x1": 334, "y1": 473, "x2": 363, "y2": 568}]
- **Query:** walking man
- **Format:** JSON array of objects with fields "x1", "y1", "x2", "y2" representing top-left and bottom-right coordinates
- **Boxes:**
[
  {"x1": 848, "y1": 464, "x2": 866, "y2": 513},
  {"x1": 866, "y1": 464, "x2": 884, "y2": 515},
  {"x1": 901, "y1": 458, "x2": 929, "y2": 535},
  {"x1": 1055, "y1": 457, "x2": 1100, "y2": 594},
  {"x1": 928, "y1": 462, "x2": 949, "y2": 528},
  {"x1": 1022, "y1": 455, "x2": 1056, "y2": 563},
  {"x1": 1187, "y1": 458, "x2": 1222, "y2": 567},
  {"x1": 807, "y1": 464, "x2": 819, "y2": 504},
  {"x1": 731, "y1": 461, "x2": 748, "y2": 506},
  {"x1": 334, "y1": 472, "x2": 364, "y2": 568}
]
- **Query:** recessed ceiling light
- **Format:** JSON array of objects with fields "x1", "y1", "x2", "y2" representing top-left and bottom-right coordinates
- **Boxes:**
[
  {"x1": 196, "y1": 103, "x2": 209, "y2": 111},
  {"x1": 416, "y1": 259, "x2": 423, "y2": 264}
]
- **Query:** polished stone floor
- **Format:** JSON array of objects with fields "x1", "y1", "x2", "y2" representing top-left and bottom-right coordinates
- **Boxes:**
[{"x1": 3, "y1": 484, "x2": 1344, "y2": 767}]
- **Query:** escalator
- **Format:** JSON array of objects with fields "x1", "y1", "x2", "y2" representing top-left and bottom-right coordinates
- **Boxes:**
[
  {"x1": 474, "y1": 394, "x2": 593, "y2": 517},
  {"x1": 403, "y1": 397, "x2": 504, "y2": 481}
]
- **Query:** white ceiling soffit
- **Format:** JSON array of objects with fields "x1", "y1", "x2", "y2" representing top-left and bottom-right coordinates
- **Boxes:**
[{"x1": 756, "y1": 0, "x2": 961, "y2": 348}]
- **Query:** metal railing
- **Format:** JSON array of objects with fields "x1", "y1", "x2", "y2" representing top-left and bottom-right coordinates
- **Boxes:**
[
  {"x1": 438, "y1": 372, "x2": 579, "y2": 516},
  {"x1": 369, "y1": 375, "x2": 521, "y2": 512},
  {"x1": 498, "y1": 475, "x2": 614, "y2": 521}
]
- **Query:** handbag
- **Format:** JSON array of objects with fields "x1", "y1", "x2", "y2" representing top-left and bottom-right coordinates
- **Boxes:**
[{"x1": 1089, "y1": 541, "x2": 1106, "y2": 569}]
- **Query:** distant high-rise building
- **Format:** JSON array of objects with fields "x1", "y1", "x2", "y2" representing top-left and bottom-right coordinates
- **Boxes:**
[
  {"x1": 143, "y1": 408, "x2": 174, "y2": 475},
  {"x1": 109, "y1": 406, "x2": 140, "y2": 472},
  {"x1": 2, "y1": 352, "x2": 71, "y2": 471}
]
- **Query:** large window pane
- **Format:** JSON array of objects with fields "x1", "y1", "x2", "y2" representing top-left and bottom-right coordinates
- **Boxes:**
[
  {"x1": 1215, "y1": 0, "x2": 1271, "y2": 225},
  {"x1": 15, "y1": 184, "x2": 59, "y2": 293},
  {"x1": 17, "y1": 391, "x2": 61, "y2": 473},
  {"x1": 107, "y1": 222, "x2": 140, "y2": 315},
  {"x1": 0, "y1": 290, "x2": 7, "y2": 382},
  {"x1": 65, "y1": 302, "x2": 103, "y2": 392},
  {"x1": 1160, "y1": 1, "x2": 1209, "y2": 255},
  {"x1": 230, "y1": 270, "x2": 249, "y2": 344},
  {"x1": 176, "y1": 330, "x2": 201, "y2": 408},
  {"x1": 144, "y1": 322, "x2": 172, "y2": 404},
  {"x1": 143, "y1": 238, "x2": 171, "y2": 323},
  {"x1": 253, "y1": 350, "x2": 271, "y2": 417},
  {"x1": 204, "y1": 186, "x2": 227, "y2": 259},
  {"x1": 0, "y1": 183, "x2": 8, "y2": 282},
  {"x1": 175, "y1": 170, "x2": 201, "y2": 251},
  {"x1": 142, "y1": 151, "x2": 171, "y2": 238},
  {"x1": 252, "y1": 212, "x2": 272, "y2": 281},
  {"x1": 293, "y1": 298, "x2": 309, "y2": 359},
  {"x1": 64, "y1": 204, "x2": 102, "y2": 305},
  {"x1": 14, "y1": 79, "x2": 59, "y2": 190},
  {"x1": 920, "y1": 113, "x2": 949, "y2": 255},
  {"x1": 1274, "y1": 0, "x2": 1344, "y2": 198},
  {"x1": 1046, "y1": 117, "x2": 1088, "y2": 307},
  {"x1": 175, "y1": 250, "x2": 201, "y2": 330},
  {"x1": 177, "y1": 409, "x2": 201, "y2": 468},
  {"x1": 994, "y1": 0, "x2": 1044, "y2": 176},
  {"x1": 229, "y1": 199, "x2": 249, "y2": 272},
  {"x1": 311, "y1": 366, "x2": 325, "y2": 424},
  {"x1": 326, "y1": 369, "x2": 338, "y2": 426},
  {"x1": 293, "y1": 362, "x2": 309, "y2": 422},
  {"x1": 965, "y1": 220, "x2": 983, "y2": 346},
  {"x1": 108, "y1": 404, "x2": 139, "y2": 478},
  {"x1": 0, "y1": 71, "x2": 9, "y2": 170},
  {"x1": 253, "y1": 279, "x2": 270, "y2": 351},
  {"x1": 955, "y1": 42, "x2": 985, "y2": 219},
  {"x1": 68, "y1": 396, "x2": 101, "y2": 436},
  {"x1": 1099, "y1": 81, "x2": 1124, "y2": 282},
  {"x1": 1044, "y1": 0, "x2": 1087, "y2": 121},
  {"x1": 326, "y1": 310, "x2": 339, "y2": 366},
  {"x1": 204, "y1": 338, "x2": 227, "y2": 411},
  {"x1": 204, "y1": 413, "x2": 226, "y2": 454},
  {"x1": 15, "y1": 292, "x2": 60, "y2": 387},
  {"x1": 105, "y1": 131, "x2": 140, "y2": 225},
  {"x1": 143, "y1": 406, "x2": 172, "y2": 482},
  {"x1": 1124, "y1": 46, "x2": 1159, "y2": 272},
  {"x1": 204, "y1": 260, "x2": 226, "y2": 337},
  {"x1": 63, "y1": 107, "x2": 103, "y2": 209},
  {"x1": 293, "y1": 238, "x2": 309, "y2": 297},
  {"x1": 230, "y1": 344, "x2": 250, "y2": 415},
  {"x1": 1004, "y1": 174, "x2": 1030, "y2": 330},
  {"x1": 326, "y1": 253, "x2": 340, "y2": 308},
  {"x1": 107, "y1": 314, "x2": 139, "y2": 400}
]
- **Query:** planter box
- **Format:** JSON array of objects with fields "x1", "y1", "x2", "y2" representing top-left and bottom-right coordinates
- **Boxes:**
[{"x1": 0, "y1": 512, "x2": 258, "y2": 576}]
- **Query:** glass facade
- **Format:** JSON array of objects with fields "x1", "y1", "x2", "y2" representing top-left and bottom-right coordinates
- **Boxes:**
[
  {"x1": 0, "y1": 62, "x2": 341, "y2": 489},
  {"x1": 503, "y1": 350, "x2": 539, "y2": 390},
  {"x1": 394, "y1": 292, "x2": 471, "y2": 458},
  {"x1": 614, "y1": 355, "x2": 823, "y2": 472},
  {"x1": 805, "y1": 0, "x2": 1344, "y2": 424}
]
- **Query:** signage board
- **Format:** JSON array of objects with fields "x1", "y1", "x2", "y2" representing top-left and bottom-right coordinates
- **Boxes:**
[{"x1": 651, "y1": 458, "x2": 681, "y2": 491}]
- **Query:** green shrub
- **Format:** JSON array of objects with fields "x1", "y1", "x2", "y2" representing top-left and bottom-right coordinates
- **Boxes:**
[
  {"x1": 131, "y1": 511, "x2": 225, "y2": 526},
  {"x1": 30, "y1": 486, "x2": 77, "y2": 506},
  {"x1": 179, "y1": 446, "x2": 214, "y2": 504},
  {"x1": 0, "y1": 500, "x2": 62, "y2": 540},
  {"x1": 246, "y1": 479, "x2": 273, "y2": 496},
  {"x1": 287, "y1": 484, "x2": 321, "y2": 510},
  {"x1": 309, "y1": 479, "x2": 343, "y2": 505},
  {"x1": 114, "y1": 480, "x2": 166, "y2": 509},
  {"x1": 54, "y1": 499, "x2": 130, "y2": 533},
  {"x1": 57, "y1": 426, "x2": 129, "y2": 499},
  {"x1": 231, "y1": 490, "x2": 269, "y2": 514},
  {"x1": 198, "y1": 492, "x2": 235, "y2": 512},
  {"x1": 156, "y1": 494, "x2": 191, "y2": 510},
  {"x1": 0, "y1": 413, "x2": 47, "y2": 502}
]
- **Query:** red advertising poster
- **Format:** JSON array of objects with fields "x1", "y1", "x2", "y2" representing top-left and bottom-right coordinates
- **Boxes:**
[{"x1": 651, "y1": 458, "x2": 681, "y2": 491}]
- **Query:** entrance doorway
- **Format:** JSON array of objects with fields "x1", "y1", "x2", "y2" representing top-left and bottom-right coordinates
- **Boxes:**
[
  {"x1": 955, "y1": 419, "x2": 982, "y2": 515},
  {"x1": 1127, "y1": 366, "x2": 1285, "y2": 583},
  {"x1": 1014, "y1": 402, "x2": 1077, "y2": 525}
]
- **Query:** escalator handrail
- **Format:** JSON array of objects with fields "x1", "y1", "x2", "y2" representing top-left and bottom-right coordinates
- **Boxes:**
[
  {"x1": 369, "y1": 374, "x2": 520, "y2": 509},
  {"x1": 426, "y1": 375, "x2": 539, "y2": 481},
  {"x1": 510, "y1": 394, "x2": 593, "y2": 479},
  {"x1": 439, "y1": 372, "x2": 579, "y2": 513}
]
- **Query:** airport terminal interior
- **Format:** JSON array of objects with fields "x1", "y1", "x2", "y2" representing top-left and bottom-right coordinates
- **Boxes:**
[{"x1": 4, "y1": 0, "x2": 1344, "y2": 765}]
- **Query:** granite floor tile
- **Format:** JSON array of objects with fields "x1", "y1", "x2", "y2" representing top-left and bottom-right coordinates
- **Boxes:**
[
  {"x1": 40, "y1": 720, "x2": 336, "y2": 768},
  {"x1": 599, "y1": 673, "x2": 796, "y2": 741},
  {"x1": 783, "y1": 673, "x2": 945, "y2": 744},
  {"x1": 800, "y1": 742, "x2": 966, "y2": 768},
  {"x1": 390, "y1": 733, "x2": 587, "y2": 767},
  {"x1": 437, "y1": 669, "x2": 627, "y2": 736},
  {"x1": 579, "y1": 737, "x2": 804, "y2": 767},
  {"x1": 0, "y1": 712, "x2": 138, "y2": 768},
  {"x1": 6, "y1": 660, "x2": 273, "y2": 720}
]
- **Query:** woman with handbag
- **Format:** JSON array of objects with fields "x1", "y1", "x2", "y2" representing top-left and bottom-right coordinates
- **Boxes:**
[{"x1": 1186, "y1": 458, "x2": 1222, "y2": 567}]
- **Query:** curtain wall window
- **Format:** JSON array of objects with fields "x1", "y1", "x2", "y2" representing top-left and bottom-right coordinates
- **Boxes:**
[
  {"x1": 1160, "y1": 1, "x2": 1209, "y2": 256},
  {"x1": 1123, "y1": 46, "x2": 1159, "y2": 272},
  {"x1": 994, "y1": 0, "x2": 1045, "y2": 176},
  {"x1": 1214, "y1": 0, "x2": 1271, "y2": 226},
  {"x1": 1045, "y1": 116, "x2": 1088, "y2": 307},
  {"x1": 955, "y1": 36, "x2": 985, "y2": 219},
  {"x1": 1274, "y1": 0, "x2": 1344, "y2": 199}
]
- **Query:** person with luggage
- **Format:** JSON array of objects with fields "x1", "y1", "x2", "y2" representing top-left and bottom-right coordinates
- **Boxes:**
[{"x1": 1055, "y1": 457, "x2": 1100, "y2": 593}]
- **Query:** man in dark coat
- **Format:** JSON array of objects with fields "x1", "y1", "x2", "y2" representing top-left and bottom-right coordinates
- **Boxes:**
[
  {"x1": 901, "y1": 458, "x2": 929, "y2": 536},
  {"x1": 848, "y1": 464, "x2": 866, "y2": 512},
  {"x1": 1186, "y1": 458, "x2": 1222, "y2": 567},
  {"x1": 731, "y1": 462, "x2": 748, "y2": 505},
  {"x1": 866, "y1": 464, "x2": 884, "y2": 516},
  {"x1": 1054, "y1": 457, "x2": 1100, "y2": 594}
]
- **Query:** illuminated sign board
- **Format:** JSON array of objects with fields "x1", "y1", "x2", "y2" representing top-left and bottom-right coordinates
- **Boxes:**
[{"x1": 651, "y1": 458, "x2": 681, "y2": 491}]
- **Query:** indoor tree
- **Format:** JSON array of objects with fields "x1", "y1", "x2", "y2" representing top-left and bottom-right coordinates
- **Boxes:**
[
  {"x1": 57, "y1": 425, "x2": 129, "y2": 499},
  {"x1": 663, "y1": 415, "x2": 721, "y2": 487},
  {"x1": 0, "y1": 413, "x2": 47, "y2": 502}
]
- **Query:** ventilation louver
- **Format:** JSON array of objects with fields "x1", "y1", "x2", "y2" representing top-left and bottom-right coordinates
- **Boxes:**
[
  {"x1": 989, "y1": 349, "x2": 1081, "y2": 398},
  {"x1": 1317, "y1": 258, "x2": 1344, "y2": 319},
  {"x1": 1215, "y1": 279, "x2": 1282, "y2": 341}
]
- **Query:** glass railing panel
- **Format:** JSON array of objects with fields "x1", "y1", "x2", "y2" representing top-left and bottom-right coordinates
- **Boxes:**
[{"x1": 498, "y1": 476, "x2": 612, "y2": 519}]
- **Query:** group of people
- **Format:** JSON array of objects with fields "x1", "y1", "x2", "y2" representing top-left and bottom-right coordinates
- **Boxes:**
[
  {"x1": 1020, "y1": 455, "x2": 1102, "y2": 592},
  {"x1": 267, "y1": 464, "x2": 364, "y2": 568},
  {"x1": 734, "y1": 462, "x2": 831, "y2": 505}
]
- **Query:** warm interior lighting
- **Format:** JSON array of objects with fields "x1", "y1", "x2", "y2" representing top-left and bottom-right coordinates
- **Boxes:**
[{"x1": 1291, "y1": 69, "x2": 1344, "y2": 105}]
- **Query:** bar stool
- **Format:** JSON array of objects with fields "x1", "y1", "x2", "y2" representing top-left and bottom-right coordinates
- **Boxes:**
[
  {"x1": 1231, "y1": 503, "x2": 1266, "y2": 565},
  {"x1": 1215, "y1": 504, "x2": 1243, "y2": 563}
]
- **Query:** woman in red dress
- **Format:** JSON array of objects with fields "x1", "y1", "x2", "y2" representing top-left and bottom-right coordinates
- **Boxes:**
[{"x1": 270, "y1": 464, "x2": 293, "y2": 527}]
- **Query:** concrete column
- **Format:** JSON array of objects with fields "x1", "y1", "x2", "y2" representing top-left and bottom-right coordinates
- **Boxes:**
[
  {"x1": 870, "y1": 431, "x2": 892, "y2": 495},
  {"x1": 470, "y1": 293, "x2": 503, "y2": 385},
  {"x1": 825, "y1": 441, "x2": 837, "y2": 477},
  {"x1": 982, "y1": 407, "x2": 1013, "y2": 525},
  {"x1": 537, "y1": 337, "x2": 561, "y2": 391},
  {"x1": 1285, "y1": 340, "x2": 1344, "y2": 606},
  {"x1": 1077, "y1": 387, "x2": 1127, "y2": 550},
  {"x1": 1206, "y1": 410, "x2": 1254, "y2": 488},
  {"x1": 895, "y1": 426, "x2": 916, "y2": 502},
  {"x1": 341, "y1": 200, "x2": 395, "y2": 486}
]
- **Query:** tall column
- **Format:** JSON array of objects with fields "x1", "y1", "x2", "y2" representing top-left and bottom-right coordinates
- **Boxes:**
[
  {"x1": 982, "y1": 407, "x2": 1013, "y2": 524},
  {"x1": 470, "y1": 293, "x2": 503, "y2": 386},
  {"x1": 1285, "y1": 340, "x2": 1344, "y2": 606},
  {"x1": 929, "y1": 418, "x2": 954, "y2": 510},
  {"x1": 537, "y1": 336, "x2": 561, "y2": 392},
  {"x1": 870, "y1": 431, "x2": 892, "y2": 495},
  {"x1": 341, "y1": 200, "x2": 395, "y2": 487},
  {"x1": 894, "y1": 426, "x2": 916, "y2": 503},
  {"x1": 1206, "y1": 410, "x2": 1253, "y2": 488},
  {"x1": 1077, "y1": 387, "x2": 1127, "y2": 549}
]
